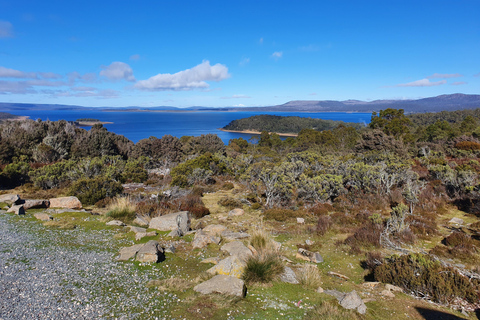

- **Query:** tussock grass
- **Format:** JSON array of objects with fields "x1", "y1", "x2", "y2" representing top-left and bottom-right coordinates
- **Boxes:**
[
  {"x1": 243, "y1": 252, "x2": 284, "y2": 284},
  {"x1": 107, "y1": 196, "x2": 136, "y2": 222},
  {"x1": 305, "y1": 300, "x2": 363, "y2": 320},
  {"x1": 147, "y1": 277, "x2": 192, "y2": 292},
  {"x1": 297, "y1": 263, "x2": 322, "y2": 289}
]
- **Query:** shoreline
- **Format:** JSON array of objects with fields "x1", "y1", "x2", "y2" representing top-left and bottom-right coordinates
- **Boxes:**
[
  {"x1": 76, "y1": 121, "x2": 114, "y2": 126},
  {"x1": 218, "y1": 128, "x2": 298, "y2": 137}
]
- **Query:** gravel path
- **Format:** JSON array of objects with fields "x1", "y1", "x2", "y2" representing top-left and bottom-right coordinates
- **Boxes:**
[{"x1": 0, "y1": 212, "x2": 178, "y2": 320}]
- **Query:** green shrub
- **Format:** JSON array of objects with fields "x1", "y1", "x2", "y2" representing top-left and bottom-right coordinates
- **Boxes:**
[
  {"x1": 263, "y1": 208, "x2": 296, "y2": 221},
  {"x1": 242, "y1": 252, "x2": 284, "y2": 284},
  {"x1": 68, "y1": 177, "x2": 123, "y2": 205},
  {"x1": 374, "y1": 253, "x2": 480, "y2": 303}
]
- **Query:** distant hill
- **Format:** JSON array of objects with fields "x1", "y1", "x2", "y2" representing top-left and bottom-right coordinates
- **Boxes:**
[{"x1": 1, "y1": 93, "x2": 479, "y2": 113}]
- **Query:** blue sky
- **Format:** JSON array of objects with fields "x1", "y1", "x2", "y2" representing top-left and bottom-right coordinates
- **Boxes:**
[{"x1": 0, "y1": 0, "x2": 479, "y2": 108}]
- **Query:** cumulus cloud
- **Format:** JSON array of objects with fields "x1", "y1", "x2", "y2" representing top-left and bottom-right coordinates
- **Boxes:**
[
  {"x1": 220, "y1": 94, "x2": 251, "y2": 99},
  {"x1": 271, "y1": 51, "x2": 283, "y2": 60},
  {"x1": 68, "y1": 71, "x2": 97, "y2": 84},
  {"x1": 451, "y1": 81, "x2": 467, "y2": 86},
  {"x1": 0, "y1": 81, "x2": 33, "y2": 94},
  {"x1": 396, "y1": 79, "x2": 447, "y2": 87},
  {"x1": 100, "y1": 62, "x2": 135, "y2": 82},
  {"x1": 39, "y1": 72, "x2": 63, "y2": 79},
  {"x1": 0, "y1": 66, "x2": 37, "y2": 79},
  {"x1": 426, "y1": 73, "x2": 463, "y2": 79},
  {"x1": 135, "y1": 60, "x2": 230, "y2": 91},
  {"x1": 0, "y1": 21, "x2": 13, "y2": 38}
]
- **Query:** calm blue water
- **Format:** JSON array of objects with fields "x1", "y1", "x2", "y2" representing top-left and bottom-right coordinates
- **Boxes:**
[{"x1": 7, "y1": 110, "x2": 371, "y2": 144}]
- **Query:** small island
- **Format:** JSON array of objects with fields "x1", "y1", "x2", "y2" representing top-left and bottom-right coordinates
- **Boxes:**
[
  {"x1": 221, "y1": 114, "x2": 364, "y2": 135},
  {"x1": 75, "y1": 118, "x2": 113, "y2": 126}
]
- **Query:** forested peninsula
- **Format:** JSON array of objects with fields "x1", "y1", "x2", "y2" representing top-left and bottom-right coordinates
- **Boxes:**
[
  {"x1": 1, "y1": 108, "x2": 480, "y2": 319},
  {"x1": 222, "y1": 114, "x2": 364, "y2": 135}
]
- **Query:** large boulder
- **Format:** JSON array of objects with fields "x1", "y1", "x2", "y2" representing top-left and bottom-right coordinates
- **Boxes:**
[
  {"x1": 117, "y1": 244, "x2": 145, "y2": 261},
  {"x1": 136, "y1": 240, "x2": 164, "y2": 263},
  {"x1": 193, "y1": 275, "x2": 246, "y2": 298},
  {"x1": 149, "y1": 211, "x2": 190, "y2": 234},
  {"x1": 221, "y1": 241, "x2": 252, "y2": 260},
  {"x1": 0, "y1": 194, "x2": 21, "y2": 205},
  {"x1": 7, "y1": 205, "x2": 25, "y2": 215},
  {"x1": 49, "y1": 196, "x2": 82, "y2": 209},
  {"x1": 22, "y1": 199, "x2": 50, "y2": 210},
  {"x1": 221, "y1": 230, "x2": 250, "y2": 241},
  {"x1": 207, "y1": 256, "x2": 246, "y2": 278},
  {"x1": 133, "y1": 215, "x2": 149, "y2": 227},
  {"x1": 279, "y1": 267, "x2": 299, "y2": 284}
]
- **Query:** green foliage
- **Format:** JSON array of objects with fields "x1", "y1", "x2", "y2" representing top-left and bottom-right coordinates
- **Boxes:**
[
  {"x1": 0, "y1": 159, "x2": 31, "y2": 187},
  {"x1": 68, "y1": 176, "x2": 123, "y2": 205},
  {"x1": 370, "y1": 108, "x2": 411, "y2": 138},
  {"x1": 30, "y1": 159, "x2": 78, "y2": 189},
  {"x1": 170, "y1": 153, "x2": 217, "y2": 187},
  {"x1": 374, "y1": 253, "x2": 479, "y2": 303}
]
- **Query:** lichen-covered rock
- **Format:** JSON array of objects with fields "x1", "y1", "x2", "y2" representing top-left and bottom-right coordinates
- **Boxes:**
[
  {"x1": 117, "y1": 244, "x2": 145, "y2": 261},
  {"x1": 7, "y1": 205, "x2": 25, "y2": 215},
  {"x1": 339, "y1": 290, "x2": 367, "y2": 314},
  {"x1": 207, "y1": 256, "x2": 246, "y2": 278},
  {"x1": 149, "y1": 211, "x2": 190, "y2": 234},
  {"x1": 193, "y1": 275, "x2": 246, "y2": 297},
  {"x1": 221, "y1": 230, "x2": 250, "y2": 241},
  {"x1": 49, "y1": 196, "x2": 82, "y2": 209}
]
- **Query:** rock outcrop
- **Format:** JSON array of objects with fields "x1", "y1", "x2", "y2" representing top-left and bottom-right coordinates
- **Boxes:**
[
  {"x1": 149, "y1": 211, "x2": 190, "y2": 234},
  {"x1": 49, "y1": 196, "x2": 82, "y2": 209},
  {"x1": 193, "y1": 275, "x2": 246, "y2": 297}
]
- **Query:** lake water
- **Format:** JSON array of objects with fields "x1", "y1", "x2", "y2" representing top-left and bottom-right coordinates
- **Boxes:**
[{"x1": 7, "y1": 110, "x2": 371, "y2": 144}]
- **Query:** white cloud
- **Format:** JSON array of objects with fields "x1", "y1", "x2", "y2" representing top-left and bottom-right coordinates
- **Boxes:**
[
  {"x1": 221, "y1": 94, "x2": 251, "y2": 99},
  {"x1": 0, "y1": 81, "x2": 33, "y2": 94},
  {"x1": 239, "y1": 57, "x2": 250, "y2": 67},
  {"x1": 426, "y1": 73, "x2": 463, "y2": 79},
  {"x1": 451, "y1": 81, "x2": 467, "y2": 86},
  {"x1": 0, "y1": 66, "x2": 37, "y2": 79},
  {"x1": 396, "y1": 79, "x2": 447, "y2": 87},
  {"x1": 130, "y1": 54, "x2": 141, "y2": 61},
  {"x1": 233, "y1": 104, "x2": 245, "y2": 107},
  {"x1": 53, "y1": 88, "x2": 119, "y2": 99},
  {"x1": 68, "y1": 71, "x2": 97, "y2": 84},
  {"x1": 135, "y1": 60, "x2": 230, "y2": 91},
  {"x1": 25, "y1": 79, "x2": 66, "y2": 87},
  {"x1": 0, "y1": 21, "x2": 13, "y2": 38},
  {"x1": 100, "y1": 61, "x2": 135, "y2": 82},
  {"x1": 271, "y1": 51, "x2": 283, "y2": 60},
  {"x1": 39, "y1": 72, "x2": 63, "y2": 79}
]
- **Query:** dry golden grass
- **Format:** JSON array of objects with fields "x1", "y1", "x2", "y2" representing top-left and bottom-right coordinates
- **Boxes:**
[
  {"x1": 147, "y1": 277, "x2": 193, "y2": 292},
  {"x1": 297, "y1": 263, "x2": 322, "y2": 289},
  {"x1": 106, "y1": 196, "x2": 136, "y2": 222}
]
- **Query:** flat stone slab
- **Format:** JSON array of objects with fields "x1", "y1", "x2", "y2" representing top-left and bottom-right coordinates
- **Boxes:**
[
  {"x1": 22, "y1": 199, "x2": 49, "y2": 210},
  {"x1": 135, "y1": 231, "x2": 157, "y2": 241},
  {"x1": 221, "y1": 241, "x2": 252, "y2": 260},
  {"x1": 129, "y1": 226, "x2": 147, "y2": 234},
  {"x1": 133, "y1": 216, "x2": 149, "y2": 227},
  {"x1": 117, "y1": 244, "x2": 145, "y2": 261},
  {"x1": 149, "y1": 211, "x2": 190, "y2": 234},
  {"x1": 202, "y1": 224, "x2": 227, "y2": 236},
  {"x1": 221, "y1": 230, "x2": 250, "y2": 241},
  {"x1": 106, "y1": 220, "x2": 126, "y2": 226},
  {"x1": 193, "y1": 275, "x2": 246, "y2": 298},
  {"x1": 34, "y1": 213, "x2": 53, "y2": 221}
]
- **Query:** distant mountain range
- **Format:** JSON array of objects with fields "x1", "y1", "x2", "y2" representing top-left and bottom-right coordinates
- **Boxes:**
[{"x1": 1, "y1": 93, "x2": 480, "y2": 114}]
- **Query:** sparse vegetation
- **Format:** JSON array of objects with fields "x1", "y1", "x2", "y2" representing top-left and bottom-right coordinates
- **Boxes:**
[{"x1": 107, "y1": 197, "x2": 137, "y2": 222}]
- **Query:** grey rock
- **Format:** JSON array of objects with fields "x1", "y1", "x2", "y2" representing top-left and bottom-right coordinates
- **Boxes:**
[
  {"x1": 296, "y1": 248, "x2": 323, "y2": 263},
  {"x1": 45, "y1": 208, "x2": 86, "y2": 214},
  {"x1": 193, "y1": 275, "x2": 246, "y2": 297},
  {"x1": 7, "y1": 205, "x2": 25, "y2": 215},
  {"x1": 279, "y1": 267, "x2": 299, "y2": 284},
  {"x1": 149, "y1": 211, "x2": 191, "y2": 234},
  {"x1": 167, "y1": 228, "x2": 183, "y2": 238},
  {"x1": 221, "y1": 230, "x2": 250, "y2": 241},
  {"x1": 135, "y1": 231, "x2": 157, "y2": 241},
  {"x1": 136, "y1": 240, "x2": 164, "y2": 263},
  {"x1": 117, "y1": 244, "x2": 145, "y2": 261},
  {"x1": 202, "y1": 224, "x2": 226, "y2": 236},
  {"x1": 0, "y1": 194, "x2": 21, "y2": 205},
  {"x1": 296, "y1": 217, "x2": 305, "y2": 224},
  {"x1": 206, "y1": 255, "x2": 246, "y2": 278},
  {"x1": 33, "y1": 213, "x2": 53, "y2": 221},
  {"x1": 221, "y1": 241, "x2": 252, "y2": 260},
  {"x1": 324, "y1": 289, "x2": 346, "y2": 300},
  {"x1": 192, "y1": 229, "x2": 221, "y2": 249},
  {"x1": 449, "y1": 217, "x2": 464, "y2": 225},
  {"x1": 128, "y1": 226, "x2": 146, "y2": 234},
  {"x1": 164, "y1": 244, "x2": 176, "y2": 254},
  {"x1": 133, "y1": 216, "x2": 149, "y2": 227},
  {"x1": 305, "y1": 239, "x2": 314, "y2": 246},
  {"x1": 339, "y1": 290, "x2": 367, "y2": 314},
  {"x1": 106, "y1": 220, "x2": 126, "y2": 226},
  {"x1": 22, "y1": 199, "x2": 49, "y2": 210},
  {"x1": 228, "y1": 208, "x2": 244, "y2": 216}
]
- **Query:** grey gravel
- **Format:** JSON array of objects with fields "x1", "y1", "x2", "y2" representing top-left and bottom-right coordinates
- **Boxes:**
[{"x1": 0, "y1": 212, "x2": 179, "y2": 319}]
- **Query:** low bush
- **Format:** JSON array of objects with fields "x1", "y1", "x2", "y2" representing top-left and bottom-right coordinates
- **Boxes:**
[
  {"x1": 251, "y1": 203, "x2": 262, "y2": 210},
  {"x1": 221, "y1": 182, "x2": 234, "y2": 190},
  {"x1": 263, "y1": 208, "x2": 296, "y2": 222},
  {"x1": 344, "y1": 223, "x2": 382, "y2": 249},
  {"x1": 374, "y1": 253, "x2": 480, "y2": 303},
  {"x1": 361, "y1": 251, "x2": 383, "y2": 271},
  {"x1": 107, "y1": 197, "x2": 136, "y2": 222},
  {"x1": 297, "y1": 264, "x2": 322, "y2": 289},
  {"x1": 309, "y1": 202, "x2": 334, "y2": 216},
  {"x1": 242, "y1": 252, "x2": 284, "y2": 284},
  {"x1": 316, "y1": 215, "x2": 332, "y2": 236},
  {"x1": 454, "y1": 141, "x2": 480, "y2": 151},
  {"x1": 68, "y1": 177, "x2": 123, "y2": 205},
  {"x1": 443, "y1": 231, "x2": 473, "y2": 247},
  {"x1": 217, "y1": 197, "x2": 242, "y2": 209}
]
